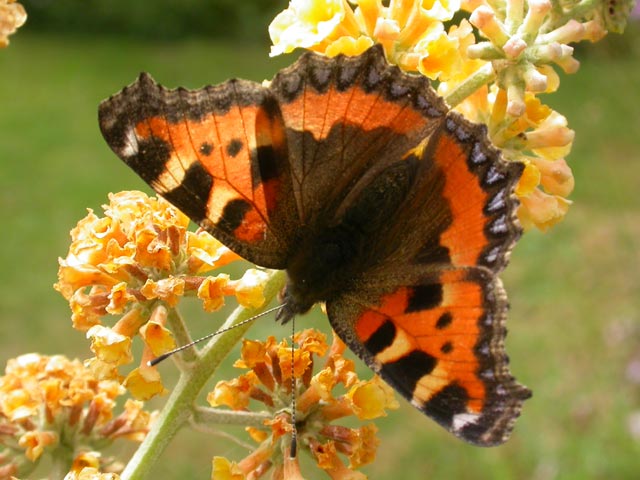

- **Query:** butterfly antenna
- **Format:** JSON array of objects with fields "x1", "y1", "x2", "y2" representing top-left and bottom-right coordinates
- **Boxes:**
[
  {"x1": 289, "y1": 315, "x2": 298, "y2": 458},
  {"x1": 148, "y1": 304, "x2": 287, "y2": 367}
]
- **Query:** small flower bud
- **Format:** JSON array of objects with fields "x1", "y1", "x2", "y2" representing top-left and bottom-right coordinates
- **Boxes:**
[
  {"x1": 523, "y1": 65, "x2": 548, "y2": 92},
  {"x1": 470, "y1": 6, "x2": 510, "y2": 47},
  {"x1": 503, "y1": 36, "x2": 527, "y2": 58}
]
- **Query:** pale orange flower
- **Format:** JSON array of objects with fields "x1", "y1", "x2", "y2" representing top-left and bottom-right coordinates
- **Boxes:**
[
  {"x1": 269, "y1": 0, "x2": 359, "y2": 56},
  {"x1": 0, "y1": 354, "x2": 153, "y2": 476},
  {"x1": 87, "y1": 325, "x2": 134, "y2": 367},
  {"x1": 518, "y1": 189, "x2": 572, "y2": 231},
  {"x1": 18, "y1": 430, "x2": 57, "y2": 461},
  {"x1": 65, "y1": 451, "x2": 120, "y2": 480},
  {"x1": 67, "y1": 464, "x2": 121, "y2": 480},
  {"x1": 123, "y1": 365, "x2": 167, "y2": 401},
  {"x1": 207, "y1": 372, "x2": 260, "y2": 411},
  {"x1": 231, "y1": 269, "x2": 269, "y2": 308},
  {"x1": 139, "y1": 319, "x2": 176, "y2": 358},
  {"x1": 208, "y1": 330, "x2": 396, "y2": 478},
  {"x1": 197, "y1": 274, "x2": 230, "y2": 312},
  {"x1": 325, "y1": 35, "x2": 374, "y2": 56},
  {"x1": 345, "y1": 377, "x2": 399, "y2": 420},
  {"x1": 139, "y1": 277, "x2": 185, "y2": 307},
  {"x1": 211, "y1": 456, "x2": 246, "y2": 480}
]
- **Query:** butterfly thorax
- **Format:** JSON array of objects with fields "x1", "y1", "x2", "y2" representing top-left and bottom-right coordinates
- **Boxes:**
[{"x1": 277, "y1": 225, "x2": 361, "y2": 323}]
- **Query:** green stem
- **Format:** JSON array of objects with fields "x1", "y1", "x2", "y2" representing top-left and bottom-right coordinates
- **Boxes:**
[
  {"x1": 192, "y1": 406, "x2": 271, "y2": 427},
  {"x1": 166, "y1": 306, "x2": 198, "y2": 365},
  {"x1": 121, "y1": 269, "x2": 287, "y2": 480},
  {"x1": 443, "y1": 62, "x2": 496, "y2": 108}
]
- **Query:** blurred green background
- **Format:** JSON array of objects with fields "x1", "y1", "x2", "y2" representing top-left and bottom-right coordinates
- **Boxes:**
[{"x1": 1, "y1": 2, "x2": 639, "y2": 479}]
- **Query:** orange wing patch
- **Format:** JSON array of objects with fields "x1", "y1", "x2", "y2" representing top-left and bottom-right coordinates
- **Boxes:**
[
  {"x1": 278, "y1": 85, "x2": 429, "y2": 142},
  {"x1": 131, "y1": 105, "x2": 272, "y2": 243},
  {"x1": 353, "y1": 270, "x2": 487, "y2": 413},
  {"x1": 434, "y1": 131, "x2": 490, "y2": 266},
  {"x1": 270, "y1": 45, "x2": 447, "y2": 224}
]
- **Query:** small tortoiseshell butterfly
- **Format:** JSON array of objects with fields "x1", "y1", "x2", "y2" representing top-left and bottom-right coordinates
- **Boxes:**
[{"x1": 98, "y1": 45, "x2": 531, "y2": 446}]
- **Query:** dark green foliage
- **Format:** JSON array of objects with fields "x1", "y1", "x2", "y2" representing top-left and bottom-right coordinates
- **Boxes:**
[{"x1": 21, "y1": 0, "x2": 283, "y2": 41}]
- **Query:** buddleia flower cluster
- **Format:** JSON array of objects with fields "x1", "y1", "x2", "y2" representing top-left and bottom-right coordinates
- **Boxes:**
[
  {"x1": 49, "y1": 191, "x2": 275, "y2": 476},
  {"x1": 269, "y1": 0, "x2": 635, "y2": 230},
  {"x1": 50, "y1": 191, "x2": 396, "y2": 479},
  {"x1": 0, "y1": 353, "x2": 153, "y2": 479},
  {"x1": 54, "y1": 191, "x2": 267, "y2": 400},
  {"x1": 210, "y1": 330, "x2": 398, "y2": 479}
]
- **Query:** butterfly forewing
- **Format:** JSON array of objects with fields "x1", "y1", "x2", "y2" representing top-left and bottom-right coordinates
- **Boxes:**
[{"x1": 99, "y1": 73, "x2": 299, "y2": 268}]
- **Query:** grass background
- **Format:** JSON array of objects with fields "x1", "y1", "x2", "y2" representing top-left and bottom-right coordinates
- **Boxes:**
[{"x1": 1, "y1": 20, "x2": 639, "y2": 480}]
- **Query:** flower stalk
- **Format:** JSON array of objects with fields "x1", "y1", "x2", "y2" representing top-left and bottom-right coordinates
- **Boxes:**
[{"x1": 443, "y1": 62, "x2": 496, "y2": 108}]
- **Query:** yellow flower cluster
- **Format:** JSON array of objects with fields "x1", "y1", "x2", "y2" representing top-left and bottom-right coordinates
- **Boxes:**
[
  {"x1": 456, "y1": 0, "x2": 605, "y2": 229},
  {"x1": 0, "y1": 0, "x2": 26, "y2": 48},
  {"x1": 0, "y1": 354, "x2": 152, "y2": 478},
  {"x1": 208, "y1": 329, "x2": 398, "y2": 479},
  {"x1": 55, "y1": 191, "x2": 269, "y2": 399},
  {"x1": 269, "y1": 0, "x2": 463, "y2": 71},
  {"x1": 268, "y1": 0, "x2": 629, "y2": 231}
]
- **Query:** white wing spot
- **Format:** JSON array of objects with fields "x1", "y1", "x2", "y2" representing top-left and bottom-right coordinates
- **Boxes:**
[
  {"x1": 452, "y1": 412, "x2": 480, "y2": 431},
  {"x1": 484, "y1": 245, "x2": 501, "y2": 264},
  {"x1": 121, "y1": 125, "x2": 139, "y2": 158},
  {"x1": 484, "y1": 166, "x2": 505, "y2": 185},
  {"x1": 486, "y1": 190, "x2": 506, "y2": 213},
  {"x1": 490, "y1": 214, "x2": 509, "y2": 235}
]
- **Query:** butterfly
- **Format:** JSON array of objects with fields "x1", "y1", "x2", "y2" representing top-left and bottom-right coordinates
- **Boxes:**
[{"x1": 98, "y1": 45, "x2": 531, "y2": 446}]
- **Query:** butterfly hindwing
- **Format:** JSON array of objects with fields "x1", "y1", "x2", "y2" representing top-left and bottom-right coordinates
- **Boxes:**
[
  {"x1": 327, "y1": 265, "x2": 531, "y2": 446},
  {"x1": 99, "y1": 73, "x2": 298, "y2": 268}
]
